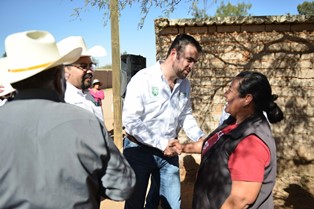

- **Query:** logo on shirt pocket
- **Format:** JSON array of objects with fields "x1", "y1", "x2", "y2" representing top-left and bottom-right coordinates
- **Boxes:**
[{"x1": 151, "y1": 87, "x2": 159, "y2": 96}]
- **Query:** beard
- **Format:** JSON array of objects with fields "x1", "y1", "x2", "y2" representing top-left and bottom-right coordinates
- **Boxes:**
[
  {"x1": 81, "y1": 72, "x2": 93, "y2": 90},
  {"x1": 172, "y1": 60, "x2": 190, "y2": 79},
  {"x1": 175, "y1": 65, "x2": 189, "y2": 79}
]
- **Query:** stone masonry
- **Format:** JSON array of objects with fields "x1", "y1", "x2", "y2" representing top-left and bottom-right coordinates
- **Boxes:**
[{"x1": 155, "y1": 15, "x2": 314, "y2": 209}]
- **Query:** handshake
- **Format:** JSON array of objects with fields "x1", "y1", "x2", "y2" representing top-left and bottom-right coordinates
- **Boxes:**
[{"x1": 163, "y1": 139, "x2": 182, "y2": 157}]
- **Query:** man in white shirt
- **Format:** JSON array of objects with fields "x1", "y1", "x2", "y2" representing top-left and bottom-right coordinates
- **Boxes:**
[
  {"x1": 122, "y1": 34, "x2": 205, "y2": 209},
  {"x1": 57, "y1": 36, "x2": 106, "y2": 123}
]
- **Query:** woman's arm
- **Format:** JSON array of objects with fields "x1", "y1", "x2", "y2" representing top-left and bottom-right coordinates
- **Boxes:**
[
  {"x1": 168, "y1": 137, "x2": 204, "y2": 155},
  {"x1": 220, "y1": 181, "x2": 262, "y2": 209},
  {"x1": 181, "y1": 138, "x2": 204, "y2": 154}
]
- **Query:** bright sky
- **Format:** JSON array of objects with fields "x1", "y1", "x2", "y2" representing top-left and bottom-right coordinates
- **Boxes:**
[{"x1": 0, "y1": 0, "x2": 307, "y2": 67}]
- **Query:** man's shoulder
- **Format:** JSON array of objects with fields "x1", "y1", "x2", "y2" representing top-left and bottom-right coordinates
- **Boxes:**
[
  {"x1": 56, "y1": 102, "x2": 98, "y2": 118},
  {"x1": 0, "y1": 100, "x2": 100, "y2": 127},
  {"x1": 132, "y1": 63, "x2": 160, "y2": 81}
]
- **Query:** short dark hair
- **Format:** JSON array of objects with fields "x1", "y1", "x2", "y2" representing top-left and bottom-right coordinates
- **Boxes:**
[
  {"x1": 12, "y1": 65, "x2": 64, "y2": 90},
  {"x1": 166, "y1": 34, "x2": 202, "y2": 58}
]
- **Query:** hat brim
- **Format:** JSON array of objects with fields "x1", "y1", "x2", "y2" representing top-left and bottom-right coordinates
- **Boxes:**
[
  {"x1": 1, "y1": 47, "x2": 82, "y2": 84},
  {"x1": 93, "y1": 82, "x2": 102, "y2": 86},
  {"x1": 87, "y1": 45, "x2": 107, "y2": 57}
]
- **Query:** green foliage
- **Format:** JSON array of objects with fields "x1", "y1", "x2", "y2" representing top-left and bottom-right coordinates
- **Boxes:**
[
  {"x1": 297, "y1": 1, "x2": 314, "y2": 15},
  {"x1": 215, "y1": 1, "x2": 252, "y2": 17},
  {"x1": 72, "y1": 0, "x2": 252, "y2": 27},
  {"x1": 72, "y1": 0, "x2": 203, "y2": 28},
  {"x1": 190, "y1": 1, "x2": 209, "y2": 18}
]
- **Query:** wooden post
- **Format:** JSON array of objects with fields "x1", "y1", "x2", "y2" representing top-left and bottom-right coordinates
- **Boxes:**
[{"x1": 110, "y1": 0, "x2": 122, "y2": 149}]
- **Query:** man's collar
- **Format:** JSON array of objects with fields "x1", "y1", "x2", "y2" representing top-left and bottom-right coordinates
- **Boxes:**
[
  {"x1": 13, "y1": 88, "x2": 64, "y2": 102},
  {"x1": 66, "y1": 82, "x2": 85, "y2": 96}
]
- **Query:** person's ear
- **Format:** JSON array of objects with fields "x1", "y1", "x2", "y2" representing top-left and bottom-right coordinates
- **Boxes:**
[
  {"x1": 170, "y1": 48, "x2": 178, "y2": 60},
  {"x1": 244, "y1": 94, "x2": 253, "y2": 105},
  {"x1": 63, "y1": 66, "x2": 71, "y2": 81}
]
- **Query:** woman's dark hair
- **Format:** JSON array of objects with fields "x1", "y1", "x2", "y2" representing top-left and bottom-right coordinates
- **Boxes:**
[
  {"x1": 166, "y1": 34, "x2": 202, "y2": 58},
  {"x1": 236, "y1": 71, "x2": 284, "y2": 123}
]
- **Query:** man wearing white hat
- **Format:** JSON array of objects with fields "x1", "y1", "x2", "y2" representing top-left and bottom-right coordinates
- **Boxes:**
[
  {"x1": 0, "y1": 30, "x2": 135, "y2": 209},
  {"x1": 57, "y1": 36, "x2": 106, "y2": 123}
]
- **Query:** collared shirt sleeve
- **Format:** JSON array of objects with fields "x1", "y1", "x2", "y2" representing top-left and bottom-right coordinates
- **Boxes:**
[
  {"x1": 80, "y1": 120, "x2": 136, "y2": 201},
  {"x1": 98, "y1": 125, "x2": 136, "y2": 200},
  {"x1": 179, "y1": 94, "x2": 205, "y2": 142}
]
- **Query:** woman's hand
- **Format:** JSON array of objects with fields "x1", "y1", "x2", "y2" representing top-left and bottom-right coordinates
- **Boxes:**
[{"x1": 164, "y1": 139, "x2": 182, "y2": 157}]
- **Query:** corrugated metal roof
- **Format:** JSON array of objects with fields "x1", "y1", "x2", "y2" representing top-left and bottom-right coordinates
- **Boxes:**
[{"x1": 156, "y1": 15, "x2": 314, "y2": 27}]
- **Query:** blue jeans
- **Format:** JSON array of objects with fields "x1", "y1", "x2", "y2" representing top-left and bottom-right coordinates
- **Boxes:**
[{"x1": 123, "y1": 137, "x2": 181, "y2": 209}]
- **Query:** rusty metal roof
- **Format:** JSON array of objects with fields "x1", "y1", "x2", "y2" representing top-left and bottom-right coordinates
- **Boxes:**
[{"x1": 155, "y1": 15, "x2": 314, "y2": 27}]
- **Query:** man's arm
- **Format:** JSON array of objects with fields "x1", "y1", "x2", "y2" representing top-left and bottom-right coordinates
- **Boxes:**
[
  {"x1": 99, "y1": 122, "x2": 136, "y2": 201},
  {"x1": 178, "y1": 88, "x2": 205, "y2": 142},
  {"x1": 166, "y1": 138, "x2": 204, "y2": 156}
]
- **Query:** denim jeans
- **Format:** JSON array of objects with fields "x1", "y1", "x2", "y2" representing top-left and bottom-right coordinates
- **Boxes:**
[{"x1": 123, "y1": 137, "x2": 181, "y2": 209}]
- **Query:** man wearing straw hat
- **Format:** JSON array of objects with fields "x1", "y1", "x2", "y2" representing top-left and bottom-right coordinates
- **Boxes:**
[
  {"x1": 0, "y1": 30, "x2": 135, "y2": 209},
  {"x1": 57, "y1": 36, "x2": 106, "y2": 123}
]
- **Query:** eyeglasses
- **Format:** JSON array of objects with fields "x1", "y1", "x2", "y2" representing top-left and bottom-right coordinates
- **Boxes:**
[{"x1": 65, "y1": 63, "x2": 95, "y2": 70}]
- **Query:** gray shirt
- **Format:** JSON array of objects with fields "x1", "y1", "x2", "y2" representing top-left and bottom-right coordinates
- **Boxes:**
[{"x1": 0, "y1": 89, "x2": 135, "y2": 209}]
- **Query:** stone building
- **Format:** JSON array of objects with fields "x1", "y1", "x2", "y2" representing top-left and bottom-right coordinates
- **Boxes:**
[{"x1": 154, "y1": 15, "x2": 314, "y2": 208}]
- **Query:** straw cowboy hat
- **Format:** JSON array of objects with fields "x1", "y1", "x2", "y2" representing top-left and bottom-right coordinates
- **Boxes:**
[
  {"x1": 0, "y1": 30, "x2": 82, "y2": 84},
  {"x1": 92, "y1": 79, "x2": 102, "y2": 86},
  {"x1": 57, "y1": 36, "x2": 107, "y2": 59}
]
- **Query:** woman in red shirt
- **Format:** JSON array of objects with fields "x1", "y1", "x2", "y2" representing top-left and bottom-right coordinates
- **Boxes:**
[{"x1": 168, "y1": 71, "x2": 284, "y2": 209}]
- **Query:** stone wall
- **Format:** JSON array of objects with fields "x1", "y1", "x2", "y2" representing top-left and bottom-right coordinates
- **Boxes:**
[{"x1": 155, "y1": 15, "x2": 314, "y2": 208}]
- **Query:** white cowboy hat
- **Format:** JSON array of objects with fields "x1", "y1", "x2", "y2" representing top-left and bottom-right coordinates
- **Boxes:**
[
  {"x1": 57, "y1": 36, "x2": 107, "y2": 61},
  {"x1": 0, "y1": 30, "x2": 82, "y2": 84}
]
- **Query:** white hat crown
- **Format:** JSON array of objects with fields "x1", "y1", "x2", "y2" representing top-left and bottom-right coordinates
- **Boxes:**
[
  {"x1": 0, "y1": 30, "x2": 82, "y2": 84},
  {"x1": 57, "y1": 36, "x2": 107, "y2": 59}
]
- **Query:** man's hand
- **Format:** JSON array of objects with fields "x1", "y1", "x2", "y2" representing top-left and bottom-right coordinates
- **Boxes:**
[{"x1": 163, "y1": 139, "x2": 182, "y2": 157}]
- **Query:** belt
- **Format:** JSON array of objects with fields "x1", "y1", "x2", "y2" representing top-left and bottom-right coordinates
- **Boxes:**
[
  {"x1": 125, "y1": 133, "x2": 160, "y2": 152},
  {"x1": 126, "y1": 133, "x2": 142, "y2": 145}
]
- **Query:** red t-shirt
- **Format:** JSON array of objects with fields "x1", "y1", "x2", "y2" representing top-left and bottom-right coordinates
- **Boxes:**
[{"x1": 202, "y1": 124, "x2": 270, "y2": 182}]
